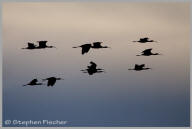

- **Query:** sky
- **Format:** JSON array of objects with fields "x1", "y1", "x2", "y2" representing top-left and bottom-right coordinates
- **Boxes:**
[{"x1": 2, "y1": 2, "x2": 190, "y2": 127}]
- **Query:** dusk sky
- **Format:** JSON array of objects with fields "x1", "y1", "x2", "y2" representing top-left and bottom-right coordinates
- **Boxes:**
[{"x1": 3, "y1": 2, "x2": 190, "y2": 127}]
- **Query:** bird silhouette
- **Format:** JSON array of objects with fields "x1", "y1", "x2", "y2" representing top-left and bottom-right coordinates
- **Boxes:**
[
  {"x1": 81, "y1": 61, "x2": 104, "y2": 75},
  {"x1": 91, "y1": 42, "x2": 109, "y2": 49},
  {"x1": 37, "y1": 41, "x2": 56, "y2": 49},
  {"x1": 23, "y1": 79, "x2": 42, "y2": 86},
  {"x1": 43, "y1": 77, "x2": 63, "y2": 86},
  {"x1": 133, "y1": 37, "x2": 157, "y2": 43},
  {"x1": 128, "y1": 64, "x2": 151, "y2": 71},
  {"x1": 22, "y1": 41, "x2": 56, "y2": 50},
  {"x1": 137, "y1": 48, "x2": 160, "y2": 56},
  {"x1": 73, "y1": 42, "x2": 109, "y2": 55}
]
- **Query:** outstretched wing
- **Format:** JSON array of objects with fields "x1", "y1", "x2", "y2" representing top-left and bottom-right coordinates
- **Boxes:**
[
  {"x1": 143, "y1": 37, "x2": 149, "y2": 40},
  {"x1": 38, "y1": 41, "x2": 48, "y2": 48},
  {"x1": 81, "y1": 44, "x2": 91, "y2": 54},
  {"x1": 47, "y1": 78, "x2": 56, "y2": 86},
  {"x1": 140, "y1": 64, "x2": 145, "y2": 68},
  {"x1": 93, "y1": 42, "x2": 102, "y2": 45},
  {"x1": 28, "y1": 43, "x2": 36, "y2": 48},
  {"x1": 28, "y1": 79, "x2": 38, "y2": 85},
  {"x1": 142, "y1": 48, "x2": 152, "y2": 54},
  {"x1": 135, "y1": 64, "x2": 139, "y2": 69}
]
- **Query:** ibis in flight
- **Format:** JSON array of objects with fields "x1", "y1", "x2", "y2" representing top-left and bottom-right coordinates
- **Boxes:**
[
  {"x1": 81, "y1": 61, "x2": 104, "y2": 75},
  {"x1": 73, "y1": 42, "x2": 109, "y2": 55},
  {"x1": 43, "y1": 77, "x2": 63, "y2": 87},
  {"x1": 137, "y1": 48, "x2": 160, "y2": 56},
  {"x1": 133, "y1": 37, "x2": 157, "y2": 43},
  {"x1": 128, "y1": 64, "x2": 151, "y2": 71}
]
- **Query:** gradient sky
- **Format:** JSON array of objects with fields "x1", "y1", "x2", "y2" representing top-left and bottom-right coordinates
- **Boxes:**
[{"x1": 2, "y1": 2, "x2": 190, "y2": 127}]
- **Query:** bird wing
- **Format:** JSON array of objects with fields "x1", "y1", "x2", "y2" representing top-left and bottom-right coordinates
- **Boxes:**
[
  {"x1": 28, "y1": 43, "x2": 36, "y2": 48},
  {"x1": 29, "y1": 79, "x2": 37, "y2": 85},
  {"x1": 93, "y1": 42, "x2": 102, "y2": 45},
  {"x1": 142, "y1": 48, "x2": 152, "y2": 53},
  {"x1": 38, "y1": 41, "x2": 47, "y2": 47},
  {"x1": 135, "y1": 64, "x2": 139, "y2": 69},
  {"x1": 82, "y1": 44, "x2": 91, "y2": 54},
  {"x1": 140, "y1": 64, "x2": 145, "y2": 68},
  {"x1": 47, "y1": 78, "x2": 56, "y2": 86}
]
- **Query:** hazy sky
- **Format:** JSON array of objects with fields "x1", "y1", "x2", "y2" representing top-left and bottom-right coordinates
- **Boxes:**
[{"x1": 3, "y1": 2, "x2": 190, "y2": 127}]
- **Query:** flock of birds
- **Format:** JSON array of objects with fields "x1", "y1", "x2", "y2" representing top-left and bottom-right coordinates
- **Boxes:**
[{"x1": 22, "y1": 37, "x2": 160, "y2": 87}]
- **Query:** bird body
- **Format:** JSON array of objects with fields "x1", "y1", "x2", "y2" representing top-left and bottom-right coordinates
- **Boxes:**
[
  {"x1": 43, "y1": 77, "x2": 63, "y2": 86},
  {"x1": 135, "y1": 64, "x2": 145, "y2": 70}
]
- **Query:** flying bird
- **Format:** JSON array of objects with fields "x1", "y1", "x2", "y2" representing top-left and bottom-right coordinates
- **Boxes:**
[
  {"x1": 92, "y1": 42, "x2": 109, "y2": 49},
  {"x1": 133, "y1": 37, "x2": 157, "y2": 43},
  {"x1": 128, "y1": 64, "x2": 151, "y2": 71},
  {"x1": 81, "y1": 61, "x2": 104, "y2": 75},
  {"x1": 137, "y1": 48, "x2": 160, "y2": 56},
  {"x1": 23, "y1": 79, "x2": 42, "y2": 86},
  {"x1": 43, "y1": 77, "x2": 63, "y2": 86},
  {"x1": 37, "y1": 41, "x2": 56, "y2": 49},
  {"x1": 73, "y1": 42, "x2": 109, "y2": 55}
]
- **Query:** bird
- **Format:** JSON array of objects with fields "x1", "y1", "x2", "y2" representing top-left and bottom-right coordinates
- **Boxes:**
[
  {"x1": 22, "y1": 43, "x2": 37, "y2": 49},
  {"x1": 73, "y1": 42, "x2": 109, "y2": 55},
  {"x1": 23, "y1": 79, "x2": 42, "y2": 86},
  {"x1": 133, "y1": 37, "x2": 157, "y2": 43},
  {"x1": 91, "y1": 42, "x2": 109, "y2": 49},
  {"x1": 37, "y1": 41, "x2": 56, "y2": 49},
  {"x1": 137, "y1": 48, "x2": 160, "y2": 56},
  {"x1": 81, "y1": 61, "x2": 104, "y2": 75},
  {"x1": 128, "y1": 64, "x2": 151, "y2": 71},
  {"x1": 43, "y1": 77, "x2": 63, "y2": 86}
]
